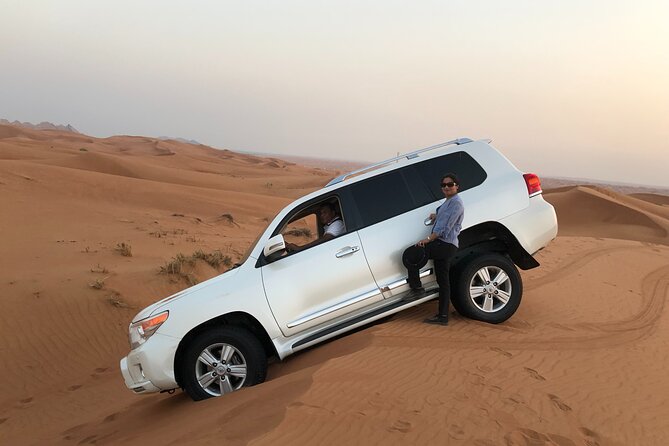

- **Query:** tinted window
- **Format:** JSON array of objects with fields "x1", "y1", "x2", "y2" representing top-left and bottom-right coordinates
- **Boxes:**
[
  {"x1": 412, "y1": 151, "x2": 487, "y2": 200},
  {"x1": 350, "y1": 168, "x2": 432, "y2": 227}
]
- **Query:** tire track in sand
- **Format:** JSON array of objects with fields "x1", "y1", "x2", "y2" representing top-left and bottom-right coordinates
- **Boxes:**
[
  {"x1": 524, "y1": 244, "x2": 643, "y2": 292},
  {"x1": 373, "y1": 250, "x2": 669, "y2": 352}
]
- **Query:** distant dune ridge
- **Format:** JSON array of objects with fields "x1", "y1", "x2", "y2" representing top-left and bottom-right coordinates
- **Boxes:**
[
  {"x1": 1, "y1": 121, "x2": 668, "y2": 445},
  {"x1": 542, "y1": 176, "x2": 669, "y2": 197},
  {"x1": 157, "y1": 135, "x2": 202, "y2": 145},
  {"x1": 0, "y1": 118, "x2": 80, "y2": 133}
]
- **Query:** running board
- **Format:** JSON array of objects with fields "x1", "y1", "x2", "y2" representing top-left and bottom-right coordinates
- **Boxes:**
[{"x1": 292, "y1": 287, "x2": 439, "y2": 349}]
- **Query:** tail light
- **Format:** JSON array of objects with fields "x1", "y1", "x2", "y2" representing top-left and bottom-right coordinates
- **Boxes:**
[{"x1": 523, "y1": 173, "x2": 542, "y2": 197}]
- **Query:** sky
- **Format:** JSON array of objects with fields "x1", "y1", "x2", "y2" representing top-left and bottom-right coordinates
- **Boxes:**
[{"x1": 1, "y1": 1, "x2": 668, "y2": 187}]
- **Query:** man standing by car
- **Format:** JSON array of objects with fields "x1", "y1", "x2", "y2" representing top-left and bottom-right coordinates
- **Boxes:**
[{"x1": 405, "y1": 173, "x2": 464, "y2": 326}]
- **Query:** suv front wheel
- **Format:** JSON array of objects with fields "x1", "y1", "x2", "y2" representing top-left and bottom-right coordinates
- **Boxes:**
[
  {"x1": 180, "y1": 327, "x2": 267, "y2": 401},
  {"x1": 453, "y1": 253, "x2": 522, "y2": 324}
]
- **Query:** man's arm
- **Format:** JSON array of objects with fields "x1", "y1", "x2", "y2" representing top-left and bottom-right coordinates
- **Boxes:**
[{"x1": 288, "y1": 233, "x2": 335, "y2": 252}]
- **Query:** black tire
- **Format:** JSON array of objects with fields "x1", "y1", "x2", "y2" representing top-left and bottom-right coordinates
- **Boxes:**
[
  {"x1": 453, "y1": 253, "x2": 522, "y2": 324},
  {"x1": 180, "y1": 326, "x2": 267, "y2": 401}
]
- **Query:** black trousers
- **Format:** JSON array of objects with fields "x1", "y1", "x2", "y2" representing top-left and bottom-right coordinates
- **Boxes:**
[{"x1": 407, "y1": 239, "x2": 458, "y2": 317}]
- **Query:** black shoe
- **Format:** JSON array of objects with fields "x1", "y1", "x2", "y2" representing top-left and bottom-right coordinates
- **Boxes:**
[
  {"x1": 424, "y1": 315, "x2": 449, "y2": 326},
  {"x1": 403, "y1": 287, "x2": 425, "y2": 301}
]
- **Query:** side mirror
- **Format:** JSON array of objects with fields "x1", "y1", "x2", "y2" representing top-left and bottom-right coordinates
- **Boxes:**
[
  {"x1": 263, "y1": 234, "x2": 286, "y2": 257},
  {"x1": 424, "y1": 217, "x2": 435, "y2": 226}
]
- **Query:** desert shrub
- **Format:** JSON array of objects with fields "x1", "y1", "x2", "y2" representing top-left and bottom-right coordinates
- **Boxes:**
[
  {"x1": 159, "y1": 250, "x2": 232, "y2": 285},
  {"x1": 220, "y1": 213, "x2": 234, "y2": 224},
  {"x1": 115, "y1": 242, "x2": 132, "y2": 257},
  {"x1": 90, "y1": 264, "x2": 109, "y2": 274},
  {"x1": 160, "y1": 253, "x2": 192, "y2": 275},
  {"x1": 107, "y1": 292, "x2": 129, "y2": 308},
  {"x1": 192, "y1": 249, "x2": 232, "y2": 269},
  {"x1": 89, "y1": 278, "x2": 106, "y2": 289}
]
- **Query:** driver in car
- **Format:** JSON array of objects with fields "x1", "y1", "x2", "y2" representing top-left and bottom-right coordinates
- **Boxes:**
[{"x1": 285, "y1": 202, "x2": 345, "y2": 252}]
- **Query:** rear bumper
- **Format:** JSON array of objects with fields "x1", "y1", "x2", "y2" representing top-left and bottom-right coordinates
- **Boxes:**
[
  {"x1": 500, "y1": 195, "x2": 558, "y2": 255},
  {"x1": 119, "y1": 333, "x2": 180, "y2": 394}
]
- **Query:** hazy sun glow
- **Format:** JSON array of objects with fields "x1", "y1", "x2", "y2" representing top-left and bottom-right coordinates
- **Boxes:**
[{"x1": 1, "y1": 0, "x2": 667, "y2": 186}]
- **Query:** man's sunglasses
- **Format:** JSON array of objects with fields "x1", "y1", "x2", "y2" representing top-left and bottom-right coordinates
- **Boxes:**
[{"x1": 441, "y1": 181, "x2": 457, "y2": 188}]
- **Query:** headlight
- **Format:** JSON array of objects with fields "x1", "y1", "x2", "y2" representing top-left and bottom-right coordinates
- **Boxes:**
[{"x1": 129, "y1": 311, "x2": 169, "y2": 350}]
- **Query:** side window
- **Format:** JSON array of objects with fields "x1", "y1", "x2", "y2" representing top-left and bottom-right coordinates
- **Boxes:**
[
  {"x1": 350, "y1": 169, "x2": 431, "y2": 228},
  {"x1": 267, "y1": 196, "x2": 347, "y2": 260},
  {"x1": 412, "y1": 151, "x2": 487, "y2": 200},
  {"x1": 282, "y1": 214, "x2": 319, "y2": 246}
]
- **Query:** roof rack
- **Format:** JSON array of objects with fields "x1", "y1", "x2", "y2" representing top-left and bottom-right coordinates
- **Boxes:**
[{"x1": 325, "y1": 137, "x2": 473, "y2": 187}]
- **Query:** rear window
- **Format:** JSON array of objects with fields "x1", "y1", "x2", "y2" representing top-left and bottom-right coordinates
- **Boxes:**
[
  {"x1": 345, "y1": 150, "x2": 486, "y2": 230},
  {"x1": 349, "y1": 168, "x2": 432, "y2": 228},
  {"x1": 412, "y1": 151, "x2": 487, "y2": 200}
]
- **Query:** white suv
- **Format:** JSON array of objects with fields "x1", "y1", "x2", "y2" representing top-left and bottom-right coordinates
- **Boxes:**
[{"x1": 120, "y1": 138, "x2": 557, "y2": 400}]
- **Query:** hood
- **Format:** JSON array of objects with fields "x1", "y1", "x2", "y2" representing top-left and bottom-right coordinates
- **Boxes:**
[{"x1": 130, "y1": 267, "x2": 241, "y2": 323}]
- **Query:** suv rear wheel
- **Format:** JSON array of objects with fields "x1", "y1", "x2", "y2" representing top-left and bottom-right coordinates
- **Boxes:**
[
  {"x1": 453, "y1": 253, "x2": 522, "y2": 324},
  {"x1": 181, "y1": 327, "x2": 267, "y2": 401}
]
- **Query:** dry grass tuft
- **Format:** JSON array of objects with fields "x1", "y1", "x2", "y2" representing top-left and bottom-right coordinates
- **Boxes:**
[
  {"x1": 159, "y1": 250, "x2": 232, "y2": 285},
  {"x1": 89, "y1": 277, "x2": 108, "y2": 290},
  {"x1": 107, "y1": 292, "x2": 130, "y2": 308},
  {"x1": 90, "y1": 264, "x2": 109, "y2": 274},
  {"x1": 115, "y1": 242, "x2": 132, "y2": 257},
  {"x1": 192, "y1": 250, "x2": 232, "y2": 269},
  {"x1": 220, "y1": 213, "x2": 234, "y2": 224},
  {"x1": 159, "y1": 253, "x2": 192, "y2": 275}
]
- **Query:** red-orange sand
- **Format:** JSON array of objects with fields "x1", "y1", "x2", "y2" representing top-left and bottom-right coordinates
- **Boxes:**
[{"x1": 1, "y1": 124, "x2": 668, "y2": 445}]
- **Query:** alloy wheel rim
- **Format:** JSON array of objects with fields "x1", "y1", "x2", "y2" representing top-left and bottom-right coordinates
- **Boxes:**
[
  {"x1": 468, "y1": 266, "x2": 512, "y2": 313},
  {"x1": 195, "y1": 342, "x2": 248, "y2": 396}
]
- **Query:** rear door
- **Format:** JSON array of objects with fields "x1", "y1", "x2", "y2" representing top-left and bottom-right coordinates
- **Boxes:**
[
  {"x1": 353, "y1": 151, "x2": 488, "y2": 298},
  {"x1": 351, "y1": 168, "x2": 437, "y2": 298}
]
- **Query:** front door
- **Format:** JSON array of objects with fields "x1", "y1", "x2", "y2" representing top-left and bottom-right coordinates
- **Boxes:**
[{"x1": 262, "y1": 231, "x2": 380, "y2": 337}]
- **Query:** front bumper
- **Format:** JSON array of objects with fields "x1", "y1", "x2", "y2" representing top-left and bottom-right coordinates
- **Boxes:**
[
  {"x1": 119, "y1": 333, "x2": 180, "y2": 394},
  {"x1": 120, "y1": 357, "x2": 162, "y2": 393}
]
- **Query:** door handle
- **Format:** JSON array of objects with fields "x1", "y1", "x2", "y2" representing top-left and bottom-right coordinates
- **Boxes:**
[{"x1": 335, "y1": 246, "x2": 360, "y2": 258}]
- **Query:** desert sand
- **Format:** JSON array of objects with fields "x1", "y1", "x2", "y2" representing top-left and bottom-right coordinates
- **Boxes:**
[{"x1": 1, "y1": 124, "x2": 668, "y2": 446}]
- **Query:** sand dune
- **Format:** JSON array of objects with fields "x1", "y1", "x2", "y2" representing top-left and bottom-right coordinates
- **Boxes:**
[
  {"x1": 1, "y1": 123, "x2": 668, "y2": 445},
  {"x1": 544, "y1": 185, "x2": 669, "y2": 244},
  {"x1": 630, "y1": 193, "x2": 669, "y2": 206}
]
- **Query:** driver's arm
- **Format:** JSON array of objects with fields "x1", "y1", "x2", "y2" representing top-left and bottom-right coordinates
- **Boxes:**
[{"x1": 287, "y1": 232, "x2": 335, "y2": 252}]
